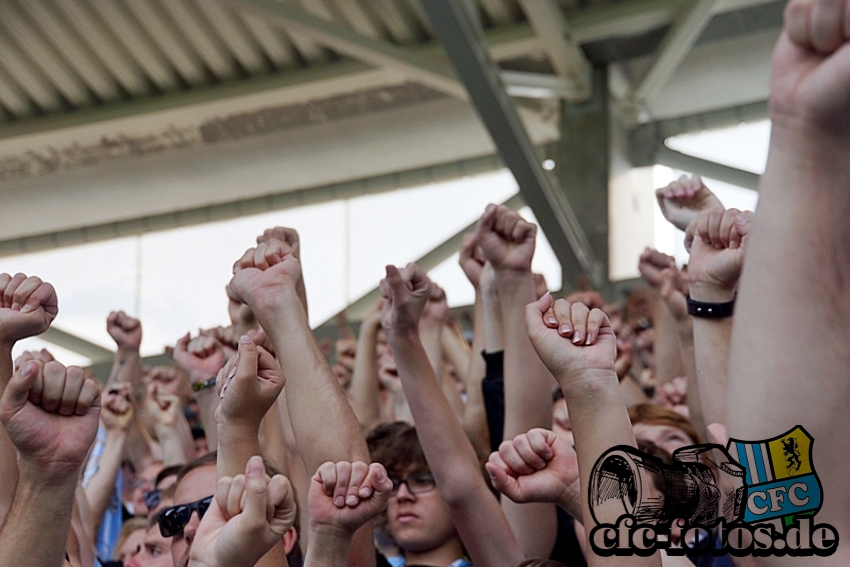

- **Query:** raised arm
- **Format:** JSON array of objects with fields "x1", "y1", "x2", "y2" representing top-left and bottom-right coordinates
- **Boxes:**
[
  {"x1": 215, "y1": 336, "x2": 286, "y2": 479},
  {"x1": 84, "y1": 384, "x2": 133, "y2": 534},
  {"x1": 637, "y1": 249, "x2": 684, "y2": 386},
  {"x1": 229, "y1": 235, "x2": 373, "y2": 566},
  {"x1": 655, "y1": 174, "x2": 723, "y2": 232},
  {"x1": 105, "y1": 311, "x2": 143, "y2": 387},
  {"x1": 525, "y1": 295, "x2": 660, "y2": 567},
  {"x1": 305, "y1": 462, "x2": 393, "y2": 567},
  {"x1": 380, "y1": 262, "x2": 524, "y2": 567},
  {"x1": 0, "y1": 359, "x2": 101, "y2": 567},
  {"x1": 0, "y1": 273, "x2": 58, "y2": 524},
  {"x1": 349, "y1": 308, "x2": 383, "y2": 432},
  {"x1": 172, "y1": 332, "x2": 226, "y2": 450},
  {"x1": 685, "y1": 208, "x2": 752, "y2": 427},
  {"x1": 476, "y1": 204, "x2": 556, "y2": 558},
  {"x1": 189, "y1": 455, "x2": 297, "y2": 567},
  {"x1": 726, "y1": 1, "x2": 850, "y2": 562}
]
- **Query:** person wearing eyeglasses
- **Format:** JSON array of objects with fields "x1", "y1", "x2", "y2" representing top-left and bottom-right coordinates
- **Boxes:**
[{"x1": 368, "y1": 422, "x2": 470, "y2": 567}]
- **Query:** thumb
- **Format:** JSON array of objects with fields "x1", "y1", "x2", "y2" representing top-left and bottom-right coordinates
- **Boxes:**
[
  {"x1": 1, "y1": 361, "x2": 39, "y2": 416},
  {"x1": 384, "y1": 265, "x2": 407, "y2": 299},
  {"x1": 243, "y1": 455, "x2": 270, "y2": 522},
  {"x1": 366, "y1": 463, "x2": 393, "y2": 502},
  {"x1": 235, "y1": 335, "x2": 258, "y2": 381},
  {"x1": 525, "y1": 294, "x2": 551, "y2": 336},
  {"x1": 485, "y1": 462, "x2": 518, "y2": 499}
]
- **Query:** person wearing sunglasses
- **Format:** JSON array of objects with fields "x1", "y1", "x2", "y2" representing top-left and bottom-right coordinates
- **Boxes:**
[{"x1": 162, "y1": 453, "x2": 300, "y2": 567}]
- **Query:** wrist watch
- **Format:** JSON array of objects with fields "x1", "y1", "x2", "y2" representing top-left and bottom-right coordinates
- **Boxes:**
[
  {"x1": 192, "y1": 376, "x2": 217, "y2": 392},
  {"x1": 686, "y1": 295, "x2": 735, "y2": 318}
]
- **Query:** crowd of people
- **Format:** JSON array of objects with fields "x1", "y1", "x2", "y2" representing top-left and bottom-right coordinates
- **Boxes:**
[{"x1": 1, "y1": 1, "x2": 848, "y2": 566}]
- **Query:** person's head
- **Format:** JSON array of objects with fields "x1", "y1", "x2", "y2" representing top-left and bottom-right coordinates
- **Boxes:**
[
  {"x1": 629, "y1": 403, "x2": 701, "y2": 456},
  {"x1": 123, "y1": 516, "x2": 173, "y2": 567},
  {"x1": 113, "y1": 518, "x2": 148, "y2": 563},
  {"x1": 166, "y1": 452, "x2": 300, "y2": 567},
  {"x1": 129, "y1": 461, "x2": 164, "y2": 517},
  {"x1": 367, "y1": 423, "x2": 461, "y2": 557}
]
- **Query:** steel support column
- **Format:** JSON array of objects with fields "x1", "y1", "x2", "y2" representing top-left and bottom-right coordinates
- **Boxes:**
[{"x1": 418, "y1": 0, "x2": 601, "y2": 286}]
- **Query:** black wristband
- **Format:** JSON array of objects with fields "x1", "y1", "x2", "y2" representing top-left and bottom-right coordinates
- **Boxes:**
[
  {"x1": 192, "y1": 376, "x2": 217, "y2": 392},
  {"x1": 686, "y1": 295, "x2": 735, "y2": 318}
]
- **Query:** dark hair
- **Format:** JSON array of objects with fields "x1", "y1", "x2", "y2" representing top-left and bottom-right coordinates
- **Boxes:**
[
  {"x1": 367, "y1": 422, "x2": 428, "y2": 477},
  {"x1": 155, "y1": 464, "x2": 183, "y2": 488}
]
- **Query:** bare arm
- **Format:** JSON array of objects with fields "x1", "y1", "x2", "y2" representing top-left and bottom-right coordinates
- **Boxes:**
[
  {"x1": 381, "y1": 263, "x2": 524, "y2": 567},
  {"x1": 525, "y1": 295, "x2": 661, "y2": 567},
  {"x1": 637, "y1": 249, "x2": 683, "y2": 385},
  {"x1": 0, "y1": 274, "x2": 59, "y2": 524},
  {"x1": 477, "y1": 204, "x2": 556, "y2": 558},
  {"x1": 685, "y1": 208, "x2": 752, "y2": 428},
  {"x1": 726, "y1": 1, "x2": 850, "y2": 561},
  {"x1": 0, "y1": 360, "x2": 101, "y2": 567},
  {"x1": 350, "y1": 311, "x2": 382, "y2": 432},
  {"x1": 229, "y1": 237, "x2": 373, "y2": 567},
  {"x1": 105, "y1": 311, "x2": 143, "y2": 388},
  {"x1": 84, "y1": 386, "x2": 133, "y2": 534}
]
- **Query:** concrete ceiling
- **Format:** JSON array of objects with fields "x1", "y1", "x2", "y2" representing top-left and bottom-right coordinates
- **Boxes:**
[{"x1": 0, "y1": 0, "x2": 782, "y2": 358}]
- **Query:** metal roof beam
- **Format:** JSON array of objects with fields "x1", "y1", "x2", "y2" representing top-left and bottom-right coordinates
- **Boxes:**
[
  {"x1": 518, "y1": 0, "x2": 591, "y2": 100},
  {"x1": 630, "y1": 0, "x2": 719, "y2": 109},
  {"x1": 41, "y1": 327, "x2": 114, "y2": 364},
  {"x1": 418, "y1": 0, "x2": 600, "y2": 285},
  {"x1": 655, "y1": 146, "x2": 760, "y2": 190},
  {"x1": 226, "y1": 0, "x2": 469, "y2": 100}
]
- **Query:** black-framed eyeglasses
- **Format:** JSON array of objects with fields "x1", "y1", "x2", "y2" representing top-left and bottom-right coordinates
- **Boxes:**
[
  {"x1": 158, "y1": 495, "x2": 213, "y2": 537},
  {"x1": 143, "y1": 489, "x2": 162, "y2": 511},
  {"x1": 389, "y1": 471, "x2": 436, "y2": 495}
]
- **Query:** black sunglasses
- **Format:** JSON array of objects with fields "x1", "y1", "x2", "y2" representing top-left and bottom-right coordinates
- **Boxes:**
[
  {"x1": 158, "y1": 495, "x2": 213, "y2": 537},
  {"x1": 143, "y1": 489, "x2": 162, "y2": 511}
]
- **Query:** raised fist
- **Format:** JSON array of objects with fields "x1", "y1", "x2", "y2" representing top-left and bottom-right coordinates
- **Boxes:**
[
  {"x1": 256, "y1": 226, "x2": 301, "y2": 259},
  {"x1": 685, "y1": 208, "x2": 753, "y2": 300},
  {"x1": 215, "y1": 336, "x2": 285, "y2": 429},
  {"x1": 772, "y1": 0, "x2": 850, "y2": 130},
  {"x1": 485, "y1": 428, "x2": 581, "y2": 519},
  {"x1": 458, "y1": 233, "x2": 486, "y2": 289},
  {"x1": 101, "y1": 383, "x2": 134, "y2": 431},
  {"x1": 475, "y1": 204, "x2": 537, "y2": 272},
  {"x1": 656, "y1": 175, "x2": 723, "y2": 232},
  {"x1": 637, "y1": 248, "x2": 676, "y2": 290},
  {"x1": 106, "y1": 310, "x2": 142, "y2": 351},
  {"x1": 229, "y1": 240, "x2": 302, "y2": 313},
  {"x1": 525, "y1": 294, "x2": 617, "y2": 385},
  {"x1": 0, "y1": 273, "x2": 58, "y2": 346},
  {"x1": 379, "y1": 264, "x2": 432, "y2": 335},
  {"x1": 0, "y1": 359, "x2": 100, "y2": 480},
  {"x1": 191, "y1": 455, "x2": 296, "y2": 567},
  {"x1": 172, "y1": 333, "x2": 226, "y2": 385},
  {"x1": 308, "y1": 461, "x2": 393, "y2": 535}
]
